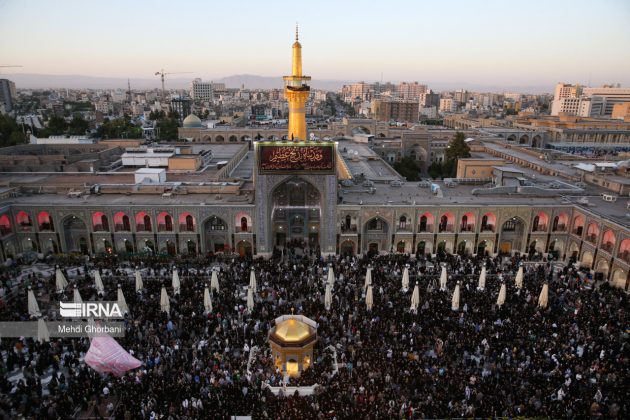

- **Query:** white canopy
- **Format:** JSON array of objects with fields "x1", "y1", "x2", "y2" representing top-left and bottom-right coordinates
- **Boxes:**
[
  {"x1": 73, "y1": 285, "x2": 83, "y2": 303},
  {"x1": 211, "y1": 271, "x2": 220, "y2": 293},
  {"x1": 324, "y1": 283, "x2": 332, "y2": 311},
  {"x1": 204, "y1": 286, "x2": 212, "y2": 314},
  {"x1": 515, "y1": 266, "x2": 524, "y2": 289},
  {"x1": 37, "y1": 318, "x2": 50, "y2": 343},
  {"x1": 440, "y1": 266, "x2": 447, "y2": 291},
  {"x1": 327, "y1": 265, "x2": 335, "y2": 286},
  {"x1": 538, "y1": 283, "x2": 549, "y2": 309},
  {"x1": 27, "y1": 288, "x2": 40, "y2": 317},
  {"x1": 451, "y1": 282, "x2": 461, "y2": 311},
  {"x1": 135, "y1": 270, "x2": 143, "y2": 292},
  {"x1": 410, "y1": 283, "x2": 420, "y2": 312},
  {"x1": 56, "y1": 268, "x2": 68, "y2": 292},
  {"x1": 160, "y1": 286, "x2": 170, "y2": 314},
  {"x1": 402, "y1": 266, "x2": 410, "y2": 291},
  {"x1": 117, "y1": 285, "x2": 128, "y2": 314},
  {"x1": 172, "y1": 269, "x2": 181, "y2": 295},
  {"x1": 477, "y1": 266, "x2": 486, "y2": 290},
  {"x1": 247, "y1": 287, "x2": 254, "y2": 313},
  {"x1": 364, "y1": 267, "x2": 372, "y2": 290},
  {"x1": 94, "y1": 271, "x2": 105, "y2": 294},
  {"x1": 366, "y1": 285, "x2": 373, "y2": 311},
  {"x1": 497, "y1": 283, "x2": 506, "y2": 307},
  {"x1": 249, "y1": 269, "x2": 257, "y2": 292}
]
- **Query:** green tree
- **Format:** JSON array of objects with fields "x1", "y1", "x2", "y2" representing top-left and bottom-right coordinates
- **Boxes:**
[
  {"x1": 0, "y1": 114, "x2": 28, "y2": 147},
  {"x1": 157, "y1": 118, "x2": 179, "y2": 141},
  {"x1": 68, "y1": 115, "x2": 89, "y2": 135},
  {"x1": 427, "y1": 161, "x2": 443, "y2": 179},
  {"x1": 149, "y1": 110, "x2": 166, "y2": 120},
  {"x1": 46, "y1": 115, "x2": 68, "y2": 135},
  {"x1": 442, "y1": 132, "x2": 471, "y2": 177},
  {"x1": 393, "y1": 157, "x2": 422, "y2": 181}
]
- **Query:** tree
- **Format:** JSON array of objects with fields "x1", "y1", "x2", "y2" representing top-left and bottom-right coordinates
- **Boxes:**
[
  {"x1": 149, "y1": 110, "x2": 166, "y2": 121},
  {"x1": 445, "y1": 132, "x2": 471, "y2": 162},
  {"x1": 393, "y1": 157, "x2": 422, "y2": 181},
  {"x1": 68, "y1": 115, "x2": 89, "y2": 135},
  {"x1": 0, "y1": 114, "x2": 28, "y2": 147},
  {"x1": 428, "y1": 161, "x2": 443, "y2": 179},
  {"x1": 157, "y1": 118, "x2": 179, "y2": 141},
  {"x1": 46, "y1": 116, "x2": 68, "y2": 136}
]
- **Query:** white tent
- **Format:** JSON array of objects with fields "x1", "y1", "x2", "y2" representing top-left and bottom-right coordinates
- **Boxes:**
[
  {"x1": 477, "y1": 266, "x2": 486, "y2": 290},
  {"x1": 73, "y1": 285, "x2": 83, "y2": 303},
  {"x1": 515, "y1": 266, "x2": 524, "y2": 289},
  {"x1": 497, "y1": 283, "x2": 506, "y2": 307},
  {"x1": 27, "y1": 288, "x2": 40, "y2": 317},
  {"x1": 117, "y1": 285, "x2": 128, "y2": 314},
  {"x1": 538, "y1": 283, "x2": 549, "y2": 309},
  {"x1": 366, "y1": 285, "x2": 373, "y2": 311},
  {"x1": 247, "y1": 287, "x2": 254, "y2": 313},
  {"x1": 135, "y1": 270, "x2": 143, "y2": 292},
  {"x1": 440, "y1": 266, "x2": 447, "y2": 291},
  {"x1": 402, "y1": 266, "x2": 410, "y2": 290},
  {"x1": 211, "y1": 271, "x2": 220, "y2": 293},
  {"x1": 327, "y1": 265, "x2": 335, "y2": 286},
  {"x1": 160, "y1": 286, "x2": 170, "y2": 314},
  {"x1": 324, "y1": 283, "x2": 332, "y2": 311},
  {"x1": 451, "y1": 282, "x2": 461, "y2": 311},
  {"x1": 94, "y1": 271, "x2": 105, "y2": 294},
  {"x1": 364, "y1": 267, "x2": 372, "y2": 290},
  {"x1": 204, "y1": 286, "x2": 212, "y2": 314},
  {"x1": 172, "y1": 269, "x2": 181, "y2": 295},
  {"x1": 37, "y1": 318, "x2": 50, "y2": 343},
  {"x1": 410, "y1": 283, "x2": 420, "y2": 312},
  {"x1": 249, "y1": 269, "x2": 257, "y2": 292},
  {"x1": 56, "y1": 268, "x2": 68, "y2": 292}
]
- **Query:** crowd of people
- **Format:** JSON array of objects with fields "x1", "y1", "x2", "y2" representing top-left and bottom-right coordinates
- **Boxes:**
[{"x1": 0, "y1": 249, "x2": 628, "y2": 419}]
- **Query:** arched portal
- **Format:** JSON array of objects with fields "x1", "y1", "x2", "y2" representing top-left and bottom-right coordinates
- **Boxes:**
[
  {"x1": 499, "y1": 216, "x2": 525, "y2": 254},
  {"x1": 63, "y1": 216, "x2": 89, "y2": 254},
  {"x1": 271, "y1": 177, "x2": 321, "y2": 249},
  {"x1": 532, "y1": 135, "x2": 542, "y2": 148},
  {"x1": 340, "y1": 240, "x2": 355, "y2": 256},
  {"x1": 594, "y1": 259, "x2": 609, "y2": 281},
  {"x1": 204, "y1": 216, "x2": 228, "y2": 253},
  {"x1": 237, "y1": 240, "x2": 252, "y2": 257},
  {"x1": 581, "y1": 250, "x2": 594, "y2": 268},
  {"x1": 611, "y1": 269, "x2": 627, "y2": 289}
]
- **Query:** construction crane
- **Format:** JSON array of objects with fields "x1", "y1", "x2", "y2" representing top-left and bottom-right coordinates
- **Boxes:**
[
  {"x1": 0, "y1": 65, "x2": 23, "y2": 74},
  {"x1": 154, "y1": 69, "x2": 192, "y2": 101}
]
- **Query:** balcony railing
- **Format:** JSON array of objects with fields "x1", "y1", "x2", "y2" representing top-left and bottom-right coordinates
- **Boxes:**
[
  {"x1": 115, "y1": 224, "x2": 131, "y2": 232},
  {"x1": 418, "y1": 224, "x2": 433, "y2": 233},
  {"x1": 136, "y1": 224, "x2": 152, "y2": 232},
  {"x1": 601, "y1": 242, "x2": 614, "y2": 253},
  {"x1": 533, "y1": 225, "x2": 548, "y2": 233},
  {"x1": 207, "y1": 225, "x2": 226, "y2": 231},
  {"x1": 480, "y1": 225, "x2": 494, "y2": 232},
  {"x1": 621, "y1": 251, "x2": 630, "y2": 264},
  {"x1": 573, "y1": 227, "x2": 583, "y2": 235},
  {"x1": 235, "y1": 226, "x2": 252, "y2": 233},
  {"x1": 93, "y1": 224, "x2": 109, "y2": 232},
  {"x1": 586, "y1": 234, "x2": 597, "y2": 243},
  {"x1": 438, "y1": 224, "x2": 454, "y2": 233},
  {"x1": 460, "y1": 224, "x2": 475, "y2": 232},
  {"x1": 0, "y1": 227, "x2": 11, "y2": 235},
  {"x1": 553, "y1": 224, "x2": 566, "y2": 232},
  {"x1": 157, "y1": 224, "x2": 174, "y2": 232},
  {"x1": 397, "y1": 225, "x2": 412, "y2": 232},
  {"x1": 39, "y1": 223, "x2": 54, "y2": 232},
  {"x1": 179, "y1": 224, "x2": 196, "y2": 232}
]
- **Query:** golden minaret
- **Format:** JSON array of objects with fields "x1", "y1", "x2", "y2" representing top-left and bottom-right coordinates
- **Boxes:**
[{"x1": 283, "y1": 25, "x2": 311, "y2": 142}]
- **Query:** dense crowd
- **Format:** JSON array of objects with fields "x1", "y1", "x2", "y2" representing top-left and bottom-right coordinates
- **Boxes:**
[{"x1": 0, "y1": 250, "x2": 628, "y2": 419}]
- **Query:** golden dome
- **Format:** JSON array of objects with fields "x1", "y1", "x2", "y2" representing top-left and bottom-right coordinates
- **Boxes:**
[{"x1": 273, "y1": 318, "x2": 312, "y2": 342}]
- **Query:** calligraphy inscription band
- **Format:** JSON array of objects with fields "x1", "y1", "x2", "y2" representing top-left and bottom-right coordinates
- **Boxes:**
[{"x1": 259, "y1": 144, "x2": 335, "y2": 174}]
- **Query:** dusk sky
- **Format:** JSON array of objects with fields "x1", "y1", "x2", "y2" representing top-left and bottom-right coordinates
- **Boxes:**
[{"x1": 1, "y1": 0, "x2": 629, "y2": 90}]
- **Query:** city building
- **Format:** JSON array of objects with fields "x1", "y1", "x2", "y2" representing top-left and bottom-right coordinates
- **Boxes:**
[
  {"x1": 372, "y1": 99, "x2": 419, "y2": 123},
  {"x1": 397, "y1": 82, "x2": 427, "y2": 101},
  {"x1": 0, "y1": 79, "x2": 17, "y2": 113},
  {"x1": 190, "y1": 78, "x2": 213, "y2": 101}
]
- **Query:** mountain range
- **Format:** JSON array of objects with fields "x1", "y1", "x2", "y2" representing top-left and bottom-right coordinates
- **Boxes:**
[{"x1": 2, "y1": 73, "x2": 552, "y2": 94}]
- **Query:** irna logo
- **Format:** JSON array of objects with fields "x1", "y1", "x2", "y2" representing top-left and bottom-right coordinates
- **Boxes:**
[{"x1": 60, "y1": 302, "x2": 123, "y2": 318}]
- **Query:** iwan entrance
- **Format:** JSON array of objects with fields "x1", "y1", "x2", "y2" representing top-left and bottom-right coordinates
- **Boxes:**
[{"x1": 272, "y1": 178, "x2": 321, "y2": 249}]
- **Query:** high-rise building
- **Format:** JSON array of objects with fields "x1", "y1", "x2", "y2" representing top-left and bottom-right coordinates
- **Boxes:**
[
  {"x1": 553, "y1": 83, "x2": 582, "y2": 101},
  {"x1": 439, "y1": 98, "x2": 457, "y2": 113},
  {"x1": 0, "y1": 79, "x2": 17, "y2": 113},
  {"x1": 420, "y1": 91, "x2": 440, "y2": 108},
  {"x1": 372, "y1": 99, "x2": 419, "y2": 123},
  {"x1": 283, "y1": 25, "x2": 310, "y2": 141},
  {"x1": 191, "y1": 79, "x2": 213, "y2": 101},
  {"x1": 582, "y1": 86, "x2": 630, "y2": 116},
  {"x1": 453, "y1": 89, "x2": 469, "y2": 104},
  {"x1": 397, "y1": 82, "x2": 427, "y2": 101}
]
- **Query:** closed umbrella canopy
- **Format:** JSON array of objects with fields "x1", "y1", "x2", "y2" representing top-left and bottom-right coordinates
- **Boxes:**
[
  {"x1": 135, "y1": 270, "x2": 143, "y2": 292},
  {"x1": 497, "y1": 283, "x2": 506, "y2": 307},
  {"x1": 327, "y1": 265, "x2": 335, "y2": 286},
  {"x1": 56, "y1": 268, "x2": 68, "y2": 292},
  {"x1": 402, "y1": 266, "x2": 410, "y2": 290},
  {"x1": 27, "y1": 288, "x2": 40, "y2": 317},
  {"x1": 204, "y1": 286, "x2": 212, "y2": 313},
  {"x1": 515, "y1": 266, "x2": 524, "y2": 289},
  {"x1": 160, "y1": 286, "x2": 170, "y2": 314},
  {"x1": 249, "y1": 269, "x2": 257, "y2": 291},
  {"x1": 366, "y1": 285, "x2": 373, "y2": 311},
  {"x1": 211, "y1": 271, "x2": 220, "y2": 293},
  {"x1": 117, "y1": 285, "x2": 128, "y2": 314},
  {"x1": 440, "y1": 266, "x2": 447, "y2": 291},
  {"x1": 94, "y1": 271, "x2": 105, "y2": 294},
  {"x1": 325, "y1": 283, "x2": 332, "y2": 310},
  {"x1": 247, "y1": 287, "x2": 254, "y2": 313},
  {"x1": 172, "y1": 269, "x2": 181, "y2": 295},
  {"x1": 538, "y1": 283, "x2": 549, "y2": 308},
  {"x1": 73, "y1": 285, "x2": 83, "y2": 303},
  {"x1": 477, "y1": 266, "x2": 487, "y2": 290},
  {"x1": 364, "y1": 267, "x2": 372, "y2": 290},
  {"x1": 37, "y1": 318, "x2": 50, "y2": 343},
  {"x1": 451, "y1": 282, "x2": 461, "y2": 311},
  {"x1": 410, "y1": 283, "x2": 420, "y2": 312}
]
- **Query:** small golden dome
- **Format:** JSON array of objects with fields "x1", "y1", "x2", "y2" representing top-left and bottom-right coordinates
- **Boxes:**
[
  {"x1": 292, "y1": 41, "x2": 301, "y2": 48},
  {"x1": 273, "y1": 318, "x2": 312, "y2": 342}
]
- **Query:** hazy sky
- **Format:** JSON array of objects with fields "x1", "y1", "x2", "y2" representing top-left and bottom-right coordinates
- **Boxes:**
[{"x1": 1, "y1": 0, "x2": 629, "y2": 89}]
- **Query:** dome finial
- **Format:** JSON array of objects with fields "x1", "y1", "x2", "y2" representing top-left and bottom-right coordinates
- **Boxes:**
[{"x1": 295, "y1": 22, "x2": 299, "y2": 41}]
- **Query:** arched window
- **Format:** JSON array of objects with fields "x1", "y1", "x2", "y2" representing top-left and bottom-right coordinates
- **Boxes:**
[
  {"x1": 241, "y1": 216, "x2": 248, "y2": 232},
  {"x1": 135, "y1": 212, "x2": 152, "y2": 232},
  {"x1": 586, "y1": 223, "x2": 600, "y2": 243},
  {"x1": 114, "y1": 212, "x2": 131, "y2": 231},
  {"x1": 157, "y1": 212, "x2": 173, "y2": 232},
  {"x1": 399, "y1": 215, "x2": 407, "y2": 230},
  {"x1": 38, "y1": 211, "x2": 54, "y2": 231},
  {"x1": 0, "y1": 215, "x2": 11, "y2": 235},
  {"x1": 573, "y1": 215, "x2": 584, "y2": 235},
  {"x1": 178, "y1": 213, "x2": 195, "y2": 231},
  {"x1": 16, "y1": 211, "x2": 32, "y2": 228}
]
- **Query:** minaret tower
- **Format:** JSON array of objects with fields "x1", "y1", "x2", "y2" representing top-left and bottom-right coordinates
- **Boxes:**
[{"x1": 283, "y1": 24, "x2": 311, "y2": 142}]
